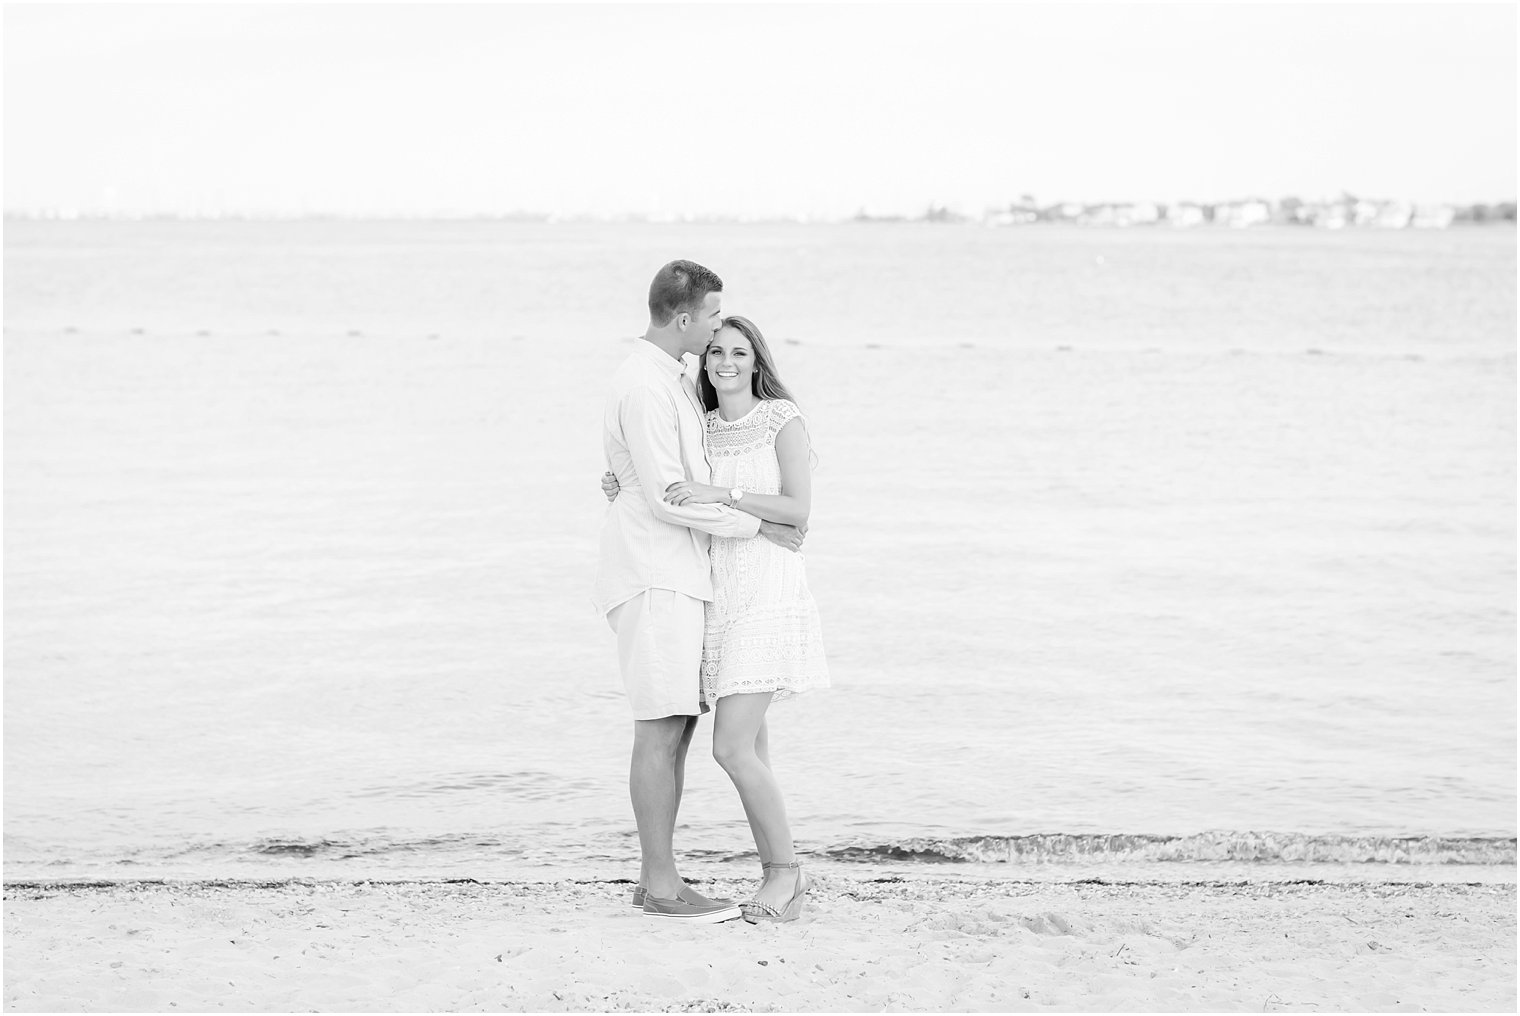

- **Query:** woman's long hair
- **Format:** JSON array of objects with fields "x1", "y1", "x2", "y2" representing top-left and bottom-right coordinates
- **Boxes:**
[{"x1": 696, "y1": 315, "x2": 798, "y2": 413}]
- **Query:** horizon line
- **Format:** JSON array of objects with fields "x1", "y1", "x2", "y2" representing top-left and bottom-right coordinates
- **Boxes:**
[{"x1": 6, "y1": 195, "x2": 1517, "y2": 229}]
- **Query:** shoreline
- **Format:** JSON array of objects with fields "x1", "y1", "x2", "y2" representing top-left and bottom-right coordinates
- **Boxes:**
[
  {"x1": 6, "y1": 875, "x2": 1513, "y2": 1012},
  {"x1": 5, "y1": 868, "x2": 1517, "y2": 889}
]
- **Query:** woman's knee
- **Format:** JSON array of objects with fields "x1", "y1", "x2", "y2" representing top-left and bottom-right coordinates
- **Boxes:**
[{"x1": 712, "y1": 735, "x2": 757, "y2": 774}]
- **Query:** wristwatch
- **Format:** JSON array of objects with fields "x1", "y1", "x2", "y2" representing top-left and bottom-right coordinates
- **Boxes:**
[{"x1": 729, "y1": 487, "x2": 745, "y2": 505}]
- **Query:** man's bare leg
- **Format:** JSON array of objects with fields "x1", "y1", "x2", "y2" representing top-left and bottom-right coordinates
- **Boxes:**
[
  {"x1": 672, "y1": 713, "x2": 698, "y2": 825},
  {"x1": 632, "y1": 714, "x2": 698, "y2": 897}
]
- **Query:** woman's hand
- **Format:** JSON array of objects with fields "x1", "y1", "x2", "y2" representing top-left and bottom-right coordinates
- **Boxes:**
[
  {"x1": 664, "y1": 480, "x2": 729, "y2": 506},
  {"x1": 601, "y1": 471, "x2": 620, "y2": 502}
]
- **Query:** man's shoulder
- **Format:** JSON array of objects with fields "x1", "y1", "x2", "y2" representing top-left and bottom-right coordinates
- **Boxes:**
[
  {"x1": 608, "y1": 348, "x2": 657, "y2": 384},
  {"x1": 607, "y1": 358, "x2": 675, "y2": 407}
]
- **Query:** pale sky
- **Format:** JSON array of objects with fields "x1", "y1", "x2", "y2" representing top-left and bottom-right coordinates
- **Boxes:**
[{"x1": 4, "y1": 2, "x2": 1515, "y2": 218}]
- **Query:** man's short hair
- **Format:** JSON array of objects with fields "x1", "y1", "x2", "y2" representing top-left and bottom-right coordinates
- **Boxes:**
[{"x1": 648, "y1": 260, "x2": 723, "y2": 326}]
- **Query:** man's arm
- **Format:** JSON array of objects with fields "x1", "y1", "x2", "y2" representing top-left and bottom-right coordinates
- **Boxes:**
[
  {"x1": 620, "y1": 386, "x2": 761, "y2": 538},
  {"x1": 604, "y1": 469, "x2": 804, "y2": 552}
]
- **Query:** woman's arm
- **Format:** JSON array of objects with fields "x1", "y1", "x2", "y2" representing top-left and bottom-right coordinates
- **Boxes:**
[
  {"x1": 620, "y1": 386, "x2": 761, "y2": 538},
  {"x1": 664, "y1": 418, "x2": 812, "y2": 527}
]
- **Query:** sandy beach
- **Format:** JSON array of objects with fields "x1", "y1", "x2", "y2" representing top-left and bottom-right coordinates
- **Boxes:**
[{"x1": 4, "y1": 875, "x2": 1513, "y2": 1012}]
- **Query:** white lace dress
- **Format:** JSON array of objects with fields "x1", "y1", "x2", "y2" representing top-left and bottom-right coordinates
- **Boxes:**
[{"x1": 702, "y1": 399, "x2": 830, "y2": 706}]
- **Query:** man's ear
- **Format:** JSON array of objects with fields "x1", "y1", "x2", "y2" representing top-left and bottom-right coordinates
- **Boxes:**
[{"x1": 675, "y1": 312, "x2": 691, "y2": 331}]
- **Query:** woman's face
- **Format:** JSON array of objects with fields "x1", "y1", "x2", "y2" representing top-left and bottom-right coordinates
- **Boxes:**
[{"x1": 705, "y1": 326, "x2": 755, "y2": 396}]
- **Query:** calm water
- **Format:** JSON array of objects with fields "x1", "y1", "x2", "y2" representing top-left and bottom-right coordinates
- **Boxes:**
[{"x1": 4, "y1": 221, "x2": 1515, "y2": 882}]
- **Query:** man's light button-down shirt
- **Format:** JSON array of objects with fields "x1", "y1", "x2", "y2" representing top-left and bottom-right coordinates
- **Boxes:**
[{"x1": 594, "y1": 340, "x2": 762, "y2": 616}]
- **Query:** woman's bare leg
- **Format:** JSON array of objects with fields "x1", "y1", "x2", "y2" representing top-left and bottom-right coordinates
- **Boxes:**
[
  {"x1": 755, "y1": 716, "x2": 771, "y2": 770},
  {"x1": 712, "y1": 693, "x2": 801, "y2": 911},
  {"x1": 750, "y1": 715, "x2": 773, "y2": 864}
]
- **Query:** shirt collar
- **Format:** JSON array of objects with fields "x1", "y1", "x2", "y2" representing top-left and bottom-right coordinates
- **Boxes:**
[{"x1": 634, "y1": 339, "x2": 693, "y2": 378}]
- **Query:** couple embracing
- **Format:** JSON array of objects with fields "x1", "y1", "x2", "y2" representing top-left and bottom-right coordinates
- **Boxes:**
[{"x1": 593, "y1": 260, "x2": 830, "y2": 925}]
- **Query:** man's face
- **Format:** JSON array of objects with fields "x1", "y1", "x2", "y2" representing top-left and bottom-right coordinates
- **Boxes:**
[{"x1": 678, "y1": 291, "x2": 724, "y2": 356}]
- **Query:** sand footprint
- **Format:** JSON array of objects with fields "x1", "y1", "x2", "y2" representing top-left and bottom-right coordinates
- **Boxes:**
[{"x1": 1018, "y1": 912, "x2": 1081, "y2": 936}]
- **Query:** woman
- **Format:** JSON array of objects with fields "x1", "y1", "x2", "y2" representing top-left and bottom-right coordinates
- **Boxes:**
[{"x1": 602, "y1": 315, "x2": 829, "y2": 923}]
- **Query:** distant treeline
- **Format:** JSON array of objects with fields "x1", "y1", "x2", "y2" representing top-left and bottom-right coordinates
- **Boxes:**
[
  {"x1": 888, "y1": 196, "x2": 1518, "y2": 229},
  {"x1": 7, "y1": 199, "x2": 1517, "y2": 227},
  {"x1": 1452, "y1": 202, "x2": 1520, "y2": 222}
]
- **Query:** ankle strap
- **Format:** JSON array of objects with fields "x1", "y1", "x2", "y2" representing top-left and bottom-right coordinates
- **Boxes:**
[{"x1": 762, "y1": 860, "x2": 802, "y2": 870}]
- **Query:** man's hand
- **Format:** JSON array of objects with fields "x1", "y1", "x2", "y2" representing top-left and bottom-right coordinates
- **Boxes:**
[
  {"x1": 759, "y1": 520, "x2": 806, "y2": 552},
  {"x1": 601, "y1": 471, "x2": 620, "y2": 503}
]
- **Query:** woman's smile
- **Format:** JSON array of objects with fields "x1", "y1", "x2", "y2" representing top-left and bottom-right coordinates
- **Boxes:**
[{"x1": 706, "y1": 326, "x2": 757, "y2": 391}]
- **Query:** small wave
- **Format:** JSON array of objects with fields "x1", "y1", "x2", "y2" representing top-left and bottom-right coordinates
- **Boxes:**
[
  {"x1": 351, "y1": 770, "x2": 601, "y2": 803},
  {"x1": 823, "y1": 832, "x2": 1517, "y2": 866},
  {"x1": 239, "y1": 833, "x2": 515, "y2": 860},
  {"x1": 250, "y1": 838, "x2": 354, "y2": 857}
]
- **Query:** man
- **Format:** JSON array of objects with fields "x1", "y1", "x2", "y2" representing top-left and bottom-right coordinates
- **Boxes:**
[{"x1": 594, "y1": 260, "x2": 803, "y2": 923}]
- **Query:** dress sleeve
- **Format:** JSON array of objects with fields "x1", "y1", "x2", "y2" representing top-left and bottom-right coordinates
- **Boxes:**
[{"x1": 765, "y1": 399, "x2": 805, "y2": 446}]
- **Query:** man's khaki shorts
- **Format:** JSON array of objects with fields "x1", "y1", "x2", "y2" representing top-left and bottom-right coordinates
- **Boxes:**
[{"x1": 606, "y1": 588, "x2": 707, "y2": 720}]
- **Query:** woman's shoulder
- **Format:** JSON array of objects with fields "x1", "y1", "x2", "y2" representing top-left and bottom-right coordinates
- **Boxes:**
[
  {"x1": 762, "y1": 399, "x2": 805, "y2": 444},
  {"x1": 763, "y1": 398, "x2": 803, "y2": 421}
]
